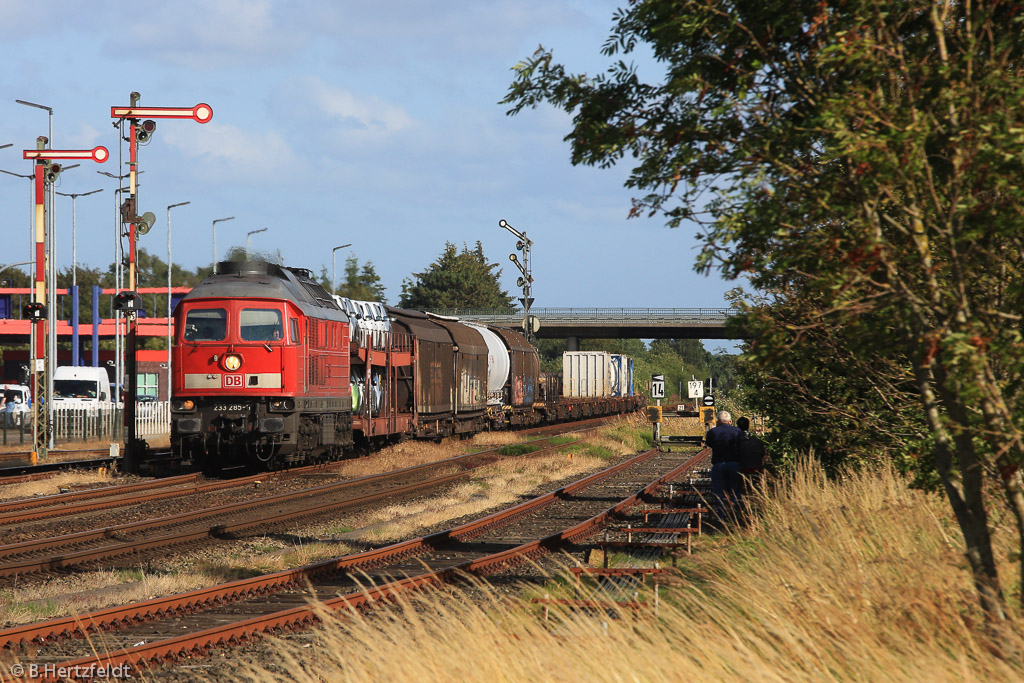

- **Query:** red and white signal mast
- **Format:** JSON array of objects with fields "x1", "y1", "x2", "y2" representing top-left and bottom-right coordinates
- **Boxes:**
[
  {"x1": 110, "y1": 93, "x2": 212, "y2": 471},
  {"x1": 22, "y1": 141, "x2": 109, "y2": 458}
]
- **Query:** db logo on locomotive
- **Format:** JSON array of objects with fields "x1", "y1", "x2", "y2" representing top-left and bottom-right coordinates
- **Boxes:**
[{"x1": 223, "y1": 374, "x2": 243, "y2": 388}]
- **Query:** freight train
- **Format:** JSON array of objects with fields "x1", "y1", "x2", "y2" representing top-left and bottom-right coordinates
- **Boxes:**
[{"x1": 169, "y1": 261, "x2": 642, "y2": 471}]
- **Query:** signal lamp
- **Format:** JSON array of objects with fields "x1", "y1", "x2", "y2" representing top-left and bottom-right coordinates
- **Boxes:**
[
  {"x1": 23, "y1": 302, "x2": 46, "y2": 320},
  {"x1": 517, "y1": 277, "x2": 525, "y2": 288},
  {"x1": 516, "y1": 240, "x2": 524, "y2": 250},
  {"x1": 45, "y1": 163, "x2": 63, "y2": 183},
  {"x1": 221, "y1": 353, "x2": 242, "y2": 372},
  {"x1": 136, "y1": 119, "x2": 157, "y2": 143},
  {"x1": 114, "y1": 291, "x2": 139, "y2": 311}
]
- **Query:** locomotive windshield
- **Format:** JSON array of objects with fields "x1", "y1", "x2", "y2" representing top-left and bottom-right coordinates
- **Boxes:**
[
  {"x1": 183, "y1": 308, "x2": 228, "y2": 341},
  {"x1": 240, "y1": 308, "x2": 284, "y2": 341}
]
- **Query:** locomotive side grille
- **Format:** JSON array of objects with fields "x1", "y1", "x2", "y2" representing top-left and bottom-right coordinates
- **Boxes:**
[
  {"x1": 185, "y1": 374, "x2": 221, "y2": 388},
  {"x1": 245, "y1": 373, "x2": 282, "y2": 388}
]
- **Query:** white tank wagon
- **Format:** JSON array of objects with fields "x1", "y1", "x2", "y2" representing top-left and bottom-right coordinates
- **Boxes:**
[{"x1": 465, "y1": 322, "x2": 510, "y2": 406}]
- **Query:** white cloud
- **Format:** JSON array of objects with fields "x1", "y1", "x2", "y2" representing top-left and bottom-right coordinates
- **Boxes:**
[
  {"x1": 113, "y1": 0, "x2": 304, "y2": 68},
  {"x1": 304, "y1": 77, "x2": 414, "y2": 134},
  {"x1": 68, "y1": 122, "x2": 103, "y2": 148},
  {"x1": 162, "y1": 122, "x2": 297, "y2": 178}
]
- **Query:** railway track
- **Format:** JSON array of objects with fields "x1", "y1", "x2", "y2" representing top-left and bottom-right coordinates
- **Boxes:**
[
  {"x1": 0, "y1": 415, "x2": 616, "y2": 488},
  {"x1": 0, "y1": 418, "x2": 617, "y2": 526},
  {"x1": 0, "y1": 425, "x2": 616, "y2": 582},
  {"x1": 0, "y1": 456, "x2": 119, "y2": 485},
  {"x1": 0, "y1": 446, "x2": 709, "y2": 681}
]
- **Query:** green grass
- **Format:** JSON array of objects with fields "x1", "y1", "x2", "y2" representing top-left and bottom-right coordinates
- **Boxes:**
[
  {"x1": 601, "y1": 422, "x2": 652, "y2": 451},
  {"x1": 498, "y1": 443, "x2": 540, "y2": 457},
  {"x1": 579, "y1": 444, "x2": 617, "y2": 460}
]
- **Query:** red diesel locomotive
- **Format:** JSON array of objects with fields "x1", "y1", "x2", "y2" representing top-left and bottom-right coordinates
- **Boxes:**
[{"x1": 170, "y1": 261, "x2": 642, "y2": 471}]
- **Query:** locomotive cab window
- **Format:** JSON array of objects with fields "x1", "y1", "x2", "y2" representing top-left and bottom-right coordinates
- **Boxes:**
[
  {"x1": 183, "y1": 308, "x2": 227, "y2": 341},
  {"x1": 240, "y1": 308, "x2": 284, "y2": 342},
  {"x1": 290, "y1": 318, "x2": 300, "y2": 344}
]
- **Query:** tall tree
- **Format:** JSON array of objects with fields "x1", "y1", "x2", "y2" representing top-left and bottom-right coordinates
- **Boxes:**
[
  {"x1": 321, "y1": 255, "x2": 388, "y2": 303},
  {"x1": 400, "y1": 242, "x2": 512, "y2": 309},
  {"x1": 504, "y1": 0, "x2": 1024, "y2": 634}
]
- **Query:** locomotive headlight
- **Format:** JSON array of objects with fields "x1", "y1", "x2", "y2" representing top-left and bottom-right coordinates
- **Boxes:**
[
  {"x1": 269, "y1": 398, "x2": 295, "y2": 411},
  {"x1": 222, "y1": 353, "x2": 242, "y2": 371}
]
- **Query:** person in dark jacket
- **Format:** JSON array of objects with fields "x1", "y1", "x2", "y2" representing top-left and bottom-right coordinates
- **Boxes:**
[
  {"x1": 705, "y1": 410, "x2": 743, "y2": 518},
  {"x1": 736, "y1": 416, "x2": 770, "y2": 493}
]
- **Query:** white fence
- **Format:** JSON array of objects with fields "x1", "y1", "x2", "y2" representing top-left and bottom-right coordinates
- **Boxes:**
[{"x1": 49, "y1": 402, "x2": 171, "y2": 443}]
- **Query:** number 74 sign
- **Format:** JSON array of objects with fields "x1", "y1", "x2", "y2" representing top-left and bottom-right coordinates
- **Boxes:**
[{"x1": 687, "y1": 380, "x2": 704, "y2": 399}]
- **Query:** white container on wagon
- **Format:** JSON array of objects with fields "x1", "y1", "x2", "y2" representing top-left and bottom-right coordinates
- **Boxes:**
[
  {"x1": 562, "y1": 351, "x2": 612, "y2": 398},
  {"x1": 609, "y1": 354, "x2": 634, "y2": 397}
]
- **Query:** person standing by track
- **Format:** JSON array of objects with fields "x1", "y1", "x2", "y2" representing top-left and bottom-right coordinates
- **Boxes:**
[
  {"x1": 736, "y1": 416, "x2": 770, "y2": 494},
  {"x1": 705, "y1": 410, "x2": 743, "y2": 521}
]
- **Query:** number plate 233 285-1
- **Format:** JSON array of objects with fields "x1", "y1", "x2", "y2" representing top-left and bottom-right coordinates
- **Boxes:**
[
  {"x1": 212, "y1": 403, "x2": 248, "y2": 413},
  {"x1": 223, "y1": 374, "x2": 243, "y2": 388}
]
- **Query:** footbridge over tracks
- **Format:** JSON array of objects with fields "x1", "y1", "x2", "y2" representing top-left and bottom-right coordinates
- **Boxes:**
[{"x1": 423, "y1": 307, "x2": 746, "y2": 348}]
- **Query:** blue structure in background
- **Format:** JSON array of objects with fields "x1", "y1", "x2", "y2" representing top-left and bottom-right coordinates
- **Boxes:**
[{"x1": 92, "y1": 285, "x2": 100, "y2": 367}]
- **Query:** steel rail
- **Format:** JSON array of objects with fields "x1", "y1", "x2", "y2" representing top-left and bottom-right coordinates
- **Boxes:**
[
  {"x1": 0, "y1": 473, "x2": 202, "y2": 517},
  {"x1": 34, "y1": 448, "x2": 709, "y2": 679},
  {"x1": 0, "y1": 434, "x2": 594, "y2": 577},
  {"x1": 0, "y1": 457, "x2": 118, "y2": 479},
  {"x1": 1, "y1": 447, "x2": 706, "y2": 654}
]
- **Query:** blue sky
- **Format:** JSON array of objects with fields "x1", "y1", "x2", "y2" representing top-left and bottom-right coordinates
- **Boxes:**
[{"x1": 0, "y1": 1, "x2": 740, "y2": 352}]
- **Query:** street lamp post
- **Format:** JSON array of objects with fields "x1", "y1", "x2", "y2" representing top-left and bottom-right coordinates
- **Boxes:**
[
  {"x1": 331, "y1": 243, "x2": 352, "y2": 294},
  {"x1": 56, "y1": 188, "x2": 102, "y2": 372},
  {"x1": 212, "y1": 216, "x2": 236, "y2": 274},
  {"x1": 246, "y1": 227, "x2": 268, "y2": 260},
  {"x1": 55, "y1": 189, "x2": 103, "y2": 288},
  {"x1": 15, "y1": 100, "x2": 53, "y2": 146},
  {"x1": 167, "y1": 201, "x2": 190, "y2": 394}
]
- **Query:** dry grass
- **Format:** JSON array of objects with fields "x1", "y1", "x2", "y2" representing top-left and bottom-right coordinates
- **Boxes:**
[
  {"x1": 0, "y1": 468, "x2": 116, "y2": 502},
  {"x1": 238, "y1": 458, "x2": 1024, "y2": 683},
  {"x1": 327, "y1": 451, "x2": 609, "y2": 543},
  {"x1": 0, "y1": 569, "x2": 211, "y2": 626},
  {"x1": 331, "y1": 431, "x2": 526, "y2": 480},
  {"x1": 308, "y1": 418, "x2": 642, "y2": 543},
  {"x1": 0, "y1": 538, "x2": 359, "y2": 627}
]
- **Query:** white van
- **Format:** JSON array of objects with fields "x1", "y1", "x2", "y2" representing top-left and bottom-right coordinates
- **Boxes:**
[
  {"x1": 0, "y1": 383, "x2": 30, "y2": 426},
  {"x1": 52, "y1": 366, "x2": 113, "y2": 405}
]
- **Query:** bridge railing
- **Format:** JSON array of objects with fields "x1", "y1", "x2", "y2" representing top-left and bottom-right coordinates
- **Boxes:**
[{"x1": 423, "y1": 307, "x2": 736, "y2": 323}]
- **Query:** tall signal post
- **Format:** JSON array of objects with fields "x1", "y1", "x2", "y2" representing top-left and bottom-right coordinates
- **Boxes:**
[
  {"x1": 110, "y1": 93, "x2": 213, "y2": 472},
  {"x1": 499, "y1": 219, "x2": 535, "y2": 341},
  {"x1": 21, "y1": 142, "x2": 109, "y2": 458}
]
